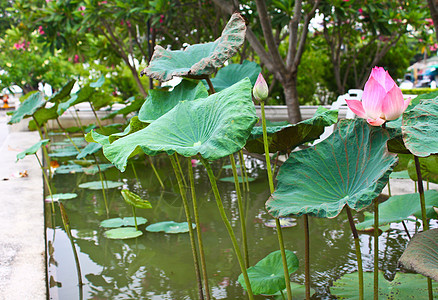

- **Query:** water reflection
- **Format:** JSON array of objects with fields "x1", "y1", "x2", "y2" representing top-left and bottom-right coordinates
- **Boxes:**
[{"x1": 47, "y1": 155, "x2": 417, "y2": 299}]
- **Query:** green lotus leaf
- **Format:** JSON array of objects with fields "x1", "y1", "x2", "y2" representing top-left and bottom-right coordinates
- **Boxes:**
[
  {"x1": 57, "y1": 85, "x2": 94, "y2": 115},
  {"x1": 90, "y1": 75, "x2": 105, "y2": 88},
  {"x1": 121, "y1": 189, "x2": 152, "y2": 209},
  {"x1": 399, "y1": 228, "x2": 438, "y2": 281},
  {"x1": 141, "y1": 13, "x2": 246, "y2": 81},
  {"x1": 402, "y1": 97, "x2": 438, "y2": 157},
  {"x1": 407, "y1": 155, "x2": 438, "y2": 184},
  {"x1": 389, "y1": 170, "x2": 410, "y2": 179},
  {"x1": 102, "y1": 96, "x2": 145, "y2": 120},
  {"x1": 8, "y1": 92, "x2": 46, "y2": 124},
  {"x1": 16, "y1": 139, "x2": 50, "y2": 161},
  {"x1": 356, "y1": 190, "x2": 438, "y2": 231},
  {"x1": 76, "y1": 143, "x2": 102, "y2": 159},
  {"x1": 238, "y1": 250, "x2": 299, "y2": 295},
  {"x1": 48, "y1": 80, "x2": 76, "y2": 103},
  {"x1": 49, "y1": 150, "x2": 79, "y2": 158},
  {"x1": 104, "y1": 227, "x2": 143, "y2": 239},
  {"x1": 85, "y1": 130, "x2": 110, "y2": 146},
  {"x1": 222, "y1": 164, "x2": 241, "y2": 169},
  {"x1": 103, "y1": 78, "x2": 257, "y2": 171},
  {"x1": 270, "y1": 282, "x2": 315, "y2": 299},
  {"x1": 266, "y1": 118, "x2": 398, "y2": 218},
  {"x1": 83, "y1": 164, "x2": 114, "y2": 175},
  {"x1": 331, "y1": 271, "x2": 438, "y2": 299},
  {"x1": 54, "y1": 164, "x2": 84, "y2": 174},
  {"x1": 78, "y1": 180, "x2": 123, "y2": 190},
  {"x1": 71, "y1": 159, "x2": 94, "y2": 167},
  {"x1": 45, "y1": 193, "x2": 78, "y2": 202},
  {"x1": 138, "y1": 80, "x2": 208, "y2": 123},
  {"x1": 245, "y1": 107, "x2": 338, "y2": 154},
  {"x1": 145, "y1": 221, "x2": 195, "y2": 233},
  {"x1": 108, "y1": 117, "x2": 149, "y2": 143},
  {"x1": 219, "y1": 176, "x2": 255, "y2": 183},
  {"x1": 207, "y1": 60, "x2": 261, "y2": 92},
  {"x1": 100, "y1": 217, "x2": 148, "y2": 228}
]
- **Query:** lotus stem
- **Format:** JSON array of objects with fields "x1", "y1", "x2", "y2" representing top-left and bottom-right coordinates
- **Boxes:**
[
  {"x1": 239, "y1": 150, "x2": 250, "y2": 192},
  {"x1": 147, "y1": 155, "x2": 164, "y2": 189},
  {"x1": 188, "y1": 159, "x2": 211, "y2": 300},
  {"x1": 35, "y1": 154, "x2": 55, "y2": 213},
  {"x1": 169, "y1": 155, "x2": 204, "y2": 300},
  {"x1": 304, "y1": 215, "x2": 311, "y2": 300},
  {"x1": 346, "y1": 206, "x2": 364, "y2": 300},
  {"x1": 230, "y1": 154, "x2": 249, "y2": 268},
  {"x1": 89, "y1": 102, "x2": 106, "y2": 135},
  {"x1": 414, "y1": 155, "x2": 433, "y2": 300},
  {"x1": 205, "y1": 77, "x2": 215, "y2": 94},
  {"x1": 402, "y1": 221, "x2": 411, "y2": 239},
  {"x1": 131, "y1": 206, "x2": 138, "y2": 231},
  {"x1": 55, "y1": 118, "x2": 81, "y2": 153},
  {"x1": 92, "y1": 154, "x2": 109, "y2": 217},
  {"x1": 59, "y1": 203, "x2": 83, "y2": 296},
  {"x1": 175, "y1": 155, "x2": 187, "y2": 187},
  {"x1": 32, "y1": 116, "x2": 51, "y2": 177},
  {"x1": 387, "y1": 180, "x2": 392, "y2": 197},
  {"x1": 131, "y1": 161, "x2": 140, "y2": 186},
  {"x1": 261, "y1": 100, "x2": 292, "y2": 300},
  {"x1": 373, "y1": 198, "x2": 379, "y2": 300},
  {"x1": 72, "y1": 106, "x2": 86, "y2": 136},
  {"x1": 200, "y1": 157, "x2": 254, "y2": 300}
]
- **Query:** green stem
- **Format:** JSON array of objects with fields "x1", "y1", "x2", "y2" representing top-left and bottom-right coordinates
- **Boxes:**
[
  {"x1": 230, "y1": 154, "x2": 249, "y2": 268},
  {"x1": 304, "y1": 215, "x2": 311, "y2": 300},
  {"x1": 35, "y1": 154, "x2": 55, "y2": 213},
  {"x1": 387, "y1": 180, "x2": 391, "y2": 197},
  {"x1": 32, "y1": 116, "x2": 51, "y2": 177},
  {"x1": 188, "y1": 159, "x2": 211, "y2": 300},
  {"x1": 200, "y1": 157, "x2": 254, "y2": 300},
  {"x1": 132, "y1": 206, "x2": 138, "y2": 231},
  {"x1": 346, "y1": 207, "x2": 364, "y2": 300},
  {"x1": 261, "y1": 100, "x2": 292, "y2": 300},
  {"x1": 239, "y1": 150, "x2": 250, "y2": 192},
  {"x1": 72, "y1": 106, "x2": 86, "y2": 136},
  {"x1": 93, "y1": 154, "x2": 109, "y2": 217},
  {"x1": 175, "y1": 155, "x2": 187, "y2": 187},
  {"x1": 55, "y1": 118, "x2": 81, "y2": 153},
  {"x1": 414, "y1": 156, "x2": 433, "y2": 300},
  {"x1": 374, "y1": 198, "x2": 379, "y2": 300},
  {"x1": 89, "y1": 102, "x2": 106, "y2": 135},
  {"x1": 169, "y1": 155, "x2": 204, "y2": 300},
  {"x1": 148, "y1": 156, "x2": 164, "y2": 189},
  {"x1": 131, "y1": 161, "x2": 142, "y2": 188}
]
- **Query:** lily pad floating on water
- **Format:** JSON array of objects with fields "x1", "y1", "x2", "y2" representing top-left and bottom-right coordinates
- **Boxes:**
[
  {"x1": 264, "y1": 217, "x2": 296, "y2": 228},
  {"x1": 104, "y1": 227, "x2": 143, "y2": 239},
  {"x1": 141, "y1": 13, "x2": 246, "y2": 81},
  {"x1": 330, "y1": 271, "x2": 438, "y2": 299},
  {"x1": 145, "y1": 221, "x2": 195, "y2": 234},
  {"x1": 222, "y1": 164, "x2": 241, "y2": 169},
  {"x1": 100, "y1": 217, "x2": 148, "y2": 228},
  {"x1": 82, "y1": 164, "x2": 114, "y2": 175},
  {"x1": 78, "y1": 181, "x2": 123, "y2": 190},
  {"x1": 54, "y1": 164, "x2": 84, "y2": 174},
  {"x1": 238, "y1": 250, "x2": 299, "y2": 295},
  {"x1": 49, "y1": 150, "x2": 80, "y2": 158},
  {"x1": 219, "y1": 176, "x2": 255, "y2": 183},
  {"x1": 45, "y1": 193, "x2": 78, "y2": 202},
  {"x1": 399, "y1": 228, "x2": 438, "y2": 281},
  {"x1": 266, "y1": 118, "x2": 398, "y2": 219}
]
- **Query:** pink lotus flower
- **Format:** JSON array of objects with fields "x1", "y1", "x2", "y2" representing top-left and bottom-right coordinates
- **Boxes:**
[
  {"x1": 38, "y1": 26, "x2": 45, "y2": 35},
  {"x1": 346, "y1": 67, "x2": 410, "y2": 126},
  {"x1": 253, "y1": 73, "x2": 268, "y2": 102}
]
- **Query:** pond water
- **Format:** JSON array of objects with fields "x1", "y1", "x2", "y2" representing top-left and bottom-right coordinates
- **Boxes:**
[{"x1": 46, "y1": 151, "x2": 420, "y2": 299}]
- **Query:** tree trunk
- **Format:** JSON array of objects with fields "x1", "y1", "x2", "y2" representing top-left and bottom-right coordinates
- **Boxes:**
[
  {"x1": 428, "y1": 0, "x2": 438, "y2": 43},
  {"x1": 282, "y1": 77, "x2": 302, "y2": 123}
]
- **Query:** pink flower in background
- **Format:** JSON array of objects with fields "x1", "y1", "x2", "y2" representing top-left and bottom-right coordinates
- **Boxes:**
[
  {"x1": 99, "y1": 0, "x2": 108, "y2": 4},
  {"x1": 346, "y1": 67, "x2": 410, "y2": 126},
  {"x1": 38, "y1": 26, "x2": 45, "y2": 35},
  {"x1": 78, "y1": 5, "x2": 85, "y2": 11},
  {"x1": 191, "y1": 159, "x2": 198, "y2": 167},
  {"x1": 120, "y1": 20, "x2": 124, "y2": 26},
  {"x1": 159, "y1": 15, "x2": 164, "y2": 23},
  {"x1": 358, "y1": 8, "x2": 363, "y2": 14},
  {"x1": 74, "y1": 54, "x2": 79, "y2": 63},
  {"x1": 126, "y1": 20, "x2": 131, "y2": 28}
]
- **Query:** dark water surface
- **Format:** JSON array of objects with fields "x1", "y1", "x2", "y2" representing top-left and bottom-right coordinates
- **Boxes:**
[{"x1": 46, "y1": 155, "x2": 416, "y2": 299}]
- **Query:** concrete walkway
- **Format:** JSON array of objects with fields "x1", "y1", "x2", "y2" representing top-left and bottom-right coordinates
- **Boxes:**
[{"x1": 0, "y1": 111, "x2": 45, "y2": 300}]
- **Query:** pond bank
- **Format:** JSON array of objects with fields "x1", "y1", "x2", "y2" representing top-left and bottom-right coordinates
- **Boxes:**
[{"x1": 0, "y1": 111, "x2": 45, "y2": 299}]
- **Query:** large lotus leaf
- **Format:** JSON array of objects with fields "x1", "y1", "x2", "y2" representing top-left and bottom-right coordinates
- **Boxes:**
[
  {"x1": 331, "y1": 271, "x2": 438, "y2": 299},
  {"x1": 103, "y1": 78, "x2": 257, "y2": 171},
  {"x1": 121, "y1": 189, "x2": 152, "y2": 209},
  {"x1": 141, "y1": 13, "x2": 246, "y2": 81},
  {"x1": 356, "y1": 190, "x2": 438, "y2": 231},
  {"x1": 57, "y1": 85, "x2": 94, "y2": 115},
  {"x1": 145, "y1": 221, "x2": 195, "y2": 233},
  {"x1": 48, "y1": 80, "x2": 76, "y2": 103},
  {"x1": 138, "y1": 80, "x2": 208, "y2": 123},
  {"x1": 78, "y1": 180, "x2": 123, "y2": 190},
  {"x1": 238, "y1": 250, "x2": 299, "y2": 295},
  {"x1": 104, "y1": 227, "x2": 143, "y2": 239},
  {"x1": 77, "y1": 142, "x2": 102, "y2": 159},
  {"x1": 102, "y1": 96, "x2": 145, "y2": 120},
  {"x1": 85, "y1": 130, "x2": 111, "y2": 146},
  {"x1": 16, "y1": 139, "x2": 50, "y2": 161},
  {"x1": 245, "y1": 107, "x2": 338, "y2": 154},
  {"x1": 402, "y1": 97, "x2": 438, "y2": 157},
  {"x1": 207, "y1": 60, "x2": 261, "y2": 92},
  {"x1": 8, "y1": 92, "x2": 46, "y2": 124},
  {"x1": 108, "y1": 116, "x2": 149, "y2": 143},
  {"x1": 407, "y1": 155, "x2": 438, "y2": 184},
  {"x1": 100, "y1": 217, "x2": 148, "y2": 228},
  {"x1": 399, "y1": 228, "x2": 438, "y2": 281},
  {"x1": 266, "y1": 118, "x2": 398, "y2": 218}
]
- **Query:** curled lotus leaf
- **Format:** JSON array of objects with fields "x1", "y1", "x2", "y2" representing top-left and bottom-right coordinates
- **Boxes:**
[
  {"x1": 103, "y1": 78, "x2": 257, "y2": 172},
  {"x1": 141, "y1": 13, "x2": 246, "y2": 81},
  {"x1": 266, "y1": 118, "x2": 398, "y2": 218},
  {"x1": 8, "y1": 92, "x2": 46, "y2": 124},
  {"x1": 407, "y1": 155, "x2": 438, "y2": 184},
  {"x1": 399, "y1": 228, "x2": 438, "y2": 281},
  {"x1": 207, "y1": 60, "x2": 261, "y2": 92},
  {"x1": 48, "y1": 80, "x2": 76, "y2": 103},
  {"x1": 121, "y1": 189, "x2": 152, "y2": 209}
]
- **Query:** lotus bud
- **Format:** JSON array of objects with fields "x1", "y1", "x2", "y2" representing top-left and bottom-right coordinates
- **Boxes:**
[
  {"x1": 346, "y1": 66, "x2": 410, "y2": 126},
  {"x1": 253, "y1": 73, "x2": 269, "y2": 103}
]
